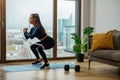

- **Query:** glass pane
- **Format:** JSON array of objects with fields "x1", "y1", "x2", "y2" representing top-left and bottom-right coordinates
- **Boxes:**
[
  {"x1": 57, "y1": 0, "x2": 75, "y2": 57},
  {"x1": 6, "y1": 0, "x2": 53, "y2": 60}
]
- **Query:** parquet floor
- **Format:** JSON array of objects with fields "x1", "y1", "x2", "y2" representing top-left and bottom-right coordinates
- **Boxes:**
[{"x1": 0, "y1": 59, "x2": 120, "y2": 80}]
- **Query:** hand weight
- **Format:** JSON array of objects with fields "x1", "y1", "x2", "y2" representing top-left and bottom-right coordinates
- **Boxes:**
[{"x1": 64, "y1": 64, "x2": 80, "y2": 72}]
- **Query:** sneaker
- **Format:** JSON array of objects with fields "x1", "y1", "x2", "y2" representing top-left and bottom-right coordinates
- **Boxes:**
[
  {"x1": 40, "y1": 63, "x2": 50, "y2": 69},
  {"x1": 32, "y1": 61, "x2": 42, "y2": 65}
]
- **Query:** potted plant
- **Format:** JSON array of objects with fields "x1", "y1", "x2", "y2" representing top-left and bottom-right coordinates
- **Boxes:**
[
  {"x1": 83, "y1": 26, "x2": 94, "y2": 52},
  {"x1": 71, "y1": 26, "x2": 94, "y2": 62}
]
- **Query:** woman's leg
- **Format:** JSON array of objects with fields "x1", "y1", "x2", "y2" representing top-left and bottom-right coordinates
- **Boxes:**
[
  {"x1": 30, "y1": 44, "x2": 42, "y2": 64},
  {"x1": 37, "y1": 37, "x2": 55, "y2": 69},
  {"x1": 37, "y1": 46, "x2": 49, "y2": 69}
]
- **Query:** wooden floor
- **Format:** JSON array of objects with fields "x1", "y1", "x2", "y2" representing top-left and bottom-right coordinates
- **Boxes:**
[{"x1": 0, "y1": 59, "x2": 120, "y2": 80}]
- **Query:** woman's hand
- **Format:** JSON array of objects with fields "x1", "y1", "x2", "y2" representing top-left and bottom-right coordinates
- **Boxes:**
[{"x1": 23, "y1": 28, "x2": 28, "y2": 33}]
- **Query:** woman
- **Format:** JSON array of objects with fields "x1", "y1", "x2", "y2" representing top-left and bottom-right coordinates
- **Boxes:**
[{"x1": 23, "y1": 13, "x2": 55, "y2": 69}]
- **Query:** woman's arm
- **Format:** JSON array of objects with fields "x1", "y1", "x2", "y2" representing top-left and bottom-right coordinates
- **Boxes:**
[
  {"x1": 23, "y1": 28, "x2": 29, "y2": 39},
  {"x1": 24, "y1": 27, "x2": 39, "y2": 39}
]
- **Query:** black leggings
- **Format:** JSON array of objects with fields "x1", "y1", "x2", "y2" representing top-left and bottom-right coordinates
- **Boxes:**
[{"x1": 30, "y1": 36, "x2": 55, "y2": 63}]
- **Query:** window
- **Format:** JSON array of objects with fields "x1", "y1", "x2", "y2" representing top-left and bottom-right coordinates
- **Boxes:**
[
  {"x1": 1, "y1": 0, "x2": 81, "y2": 62},
  {"x1": 6, "y1": 0, "x2": 53, "y2": 60},
  {"x1": 57, "y1": 0, "x2": 76, "y2": 57}
]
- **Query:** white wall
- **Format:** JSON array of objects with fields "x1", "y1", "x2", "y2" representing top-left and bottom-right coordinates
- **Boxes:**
[
  {"x1": 81, "y1": 0, "x2": 91, "y2": 38},
  {"x1": 92, "y1": 0, "x2": 120, "y2": 32},
  {"x1": 82, "y1": 0, "x2": 120, "y2": 33},
  {"x1": 82, "y1": 0, "x2": 90, "y2": 28}
]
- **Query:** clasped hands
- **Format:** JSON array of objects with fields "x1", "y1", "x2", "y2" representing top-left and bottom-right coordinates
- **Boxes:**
[{"x1": 23, "y1": 28, "x2": 28, "y2": 33}]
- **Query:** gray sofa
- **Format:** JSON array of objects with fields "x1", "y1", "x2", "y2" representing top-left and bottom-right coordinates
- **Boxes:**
[{"x1": 88, "y1": 30, "x2": 120, "y2": 69}]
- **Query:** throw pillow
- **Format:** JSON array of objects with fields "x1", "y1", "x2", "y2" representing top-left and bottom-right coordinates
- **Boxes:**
[
  {"x1": 91, "y1": 30, "x2": 114, "y2": 51},
  {"x1": 113, "y1": 30, "x2": 120, "y2": 50}
]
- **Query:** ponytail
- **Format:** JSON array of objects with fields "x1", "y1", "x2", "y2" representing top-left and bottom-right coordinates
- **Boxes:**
[{"x1": 30, "y1": 13, "x2": 46, "y2": 34}]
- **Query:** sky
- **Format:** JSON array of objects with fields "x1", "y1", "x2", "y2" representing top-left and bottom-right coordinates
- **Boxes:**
[{"x1": 6, "y1": 0, "x2": 75, "y2": 30}]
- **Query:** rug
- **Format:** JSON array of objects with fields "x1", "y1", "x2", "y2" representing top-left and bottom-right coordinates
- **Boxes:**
[{"x1": 2, "y1": 62, "x2": 75, "y2": 72}]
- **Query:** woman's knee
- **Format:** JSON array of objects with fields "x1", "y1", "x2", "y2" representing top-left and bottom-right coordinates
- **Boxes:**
[
  {"x1": 38, "y1": 46, "x2": 43, "y2": 51},
  {"x1": 30, "y1": 44, "x2": 37, "y2": 50}
]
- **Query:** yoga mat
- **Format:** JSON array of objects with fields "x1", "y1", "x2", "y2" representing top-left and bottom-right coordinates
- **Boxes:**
[{"x1": 2, "y1": 62, "x2": 76, "y2": 72}]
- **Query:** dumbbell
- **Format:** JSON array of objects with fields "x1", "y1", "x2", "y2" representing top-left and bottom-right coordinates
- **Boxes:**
[{"x1": 64, "y1": 64, "x2": 80, "y2": 72}]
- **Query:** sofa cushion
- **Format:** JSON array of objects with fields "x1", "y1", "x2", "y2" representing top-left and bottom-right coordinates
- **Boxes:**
[
  {"x1": 91, "y1": 31, "x2": 114, "y2": 51},
  {"x1": 113, "y1": 30, "x2": 120, "y2": 50},
  {"x1": 88, "y1": 50, "x2": 120, "y2": 61}
]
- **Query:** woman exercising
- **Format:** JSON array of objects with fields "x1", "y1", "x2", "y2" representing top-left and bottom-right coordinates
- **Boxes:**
[{"x1": 23, "y1": 13, "x2": 55, "y2": 69}]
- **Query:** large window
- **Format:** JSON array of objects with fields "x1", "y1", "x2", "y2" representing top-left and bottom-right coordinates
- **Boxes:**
[
  {"x1": 6, "y1": 0, "x2": 53, "y2": 60},
  {"x1": 57, "y1": 0, "x2": 76, "y2": 57},
  {"x1": 0, "y1": 0, "x2": 81, "y2": 61}
]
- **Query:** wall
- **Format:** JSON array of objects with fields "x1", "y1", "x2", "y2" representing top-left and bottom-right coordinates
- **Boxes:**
[
  {"x1": 82, "y1": 0, "x2": 120, "y2": 33},
  {"x1": 81, "y1": 0, "x2": 91, "y2": 38},
  {"x1": 92, "y1": 0, "x2": 120, "y2": 33},
  {"x1": 82, "y1": 0, "x2": 90, "y2": 28}
]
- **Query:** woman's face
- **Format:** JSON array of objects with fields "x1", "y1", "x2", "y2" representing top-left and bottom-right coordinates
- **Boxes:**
[{"x1": 29, "y1": 15, "x2": 36, "y2": 24}]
